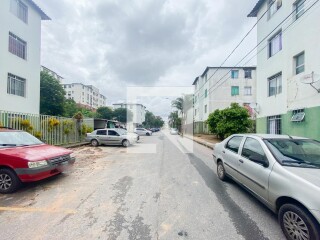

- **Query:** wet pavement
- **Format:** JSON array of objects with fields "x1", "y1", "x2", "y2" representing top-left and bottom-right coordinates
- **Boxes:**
[{"x1": 0, "y1": 130, "x2": 285, "y2": 240}]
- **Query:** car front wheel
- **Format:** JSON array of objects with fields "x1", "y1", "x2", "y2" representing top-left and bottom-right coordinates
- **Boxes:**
[
  {"x1": 0, "y1": 169, "x2": 21, "y2": 194},
  {"x1": 122, "y1": 139, "x2": 130, "y2": 147},
  {"x1": 217, "y1": 161, "x2": 227, "y2": 181},
  {"x1": 279, "y1": 203, "x2": 320, "y2": 240},
  {"x1": 91, "y1": 139, "x2": 99, "y2": 147},
  {"x1": 146, "y1": 133, "x2": 150, "y2": 136}
]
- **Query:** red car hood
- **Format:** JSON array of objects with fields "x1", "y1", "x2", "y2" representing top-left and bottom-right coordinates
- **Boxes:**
[{"x1": 0, "y1": 144, "x2": 72, "y2": 162}]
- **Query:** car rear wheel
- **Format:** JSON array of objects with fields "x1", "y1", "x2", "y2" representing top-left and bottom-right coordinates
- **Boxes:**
[
  {"x1": 279, "y1": 203, "x2": 320, "y2": 240},
  {"x1": 0, "y1": 169, "x2": 21, "y2": 194},
  {"x1": 146, "y1": 133, "x2": 150, "y2": 136},
  {"x1": 217, "y1": 161, "x2": 227, "y2": 181},
  {"x1": 91, "y1": 139, "x2": 99, "y2": 147},
  {"x1": 122, "y1": 139, "x2": 130, "y2": 147}
]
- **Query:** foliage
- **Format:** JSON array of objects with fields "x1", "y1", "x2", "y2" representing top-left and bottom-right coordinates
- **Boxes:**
[
  {"x1": 113, "y1": 108, "x2": 133, "y2": 123},
  {"x1": 0, "y1": 122, "x2": 3, "y2": 127},
  {"x1": 33, "y1": 131, "x2": 42, "y2": 139},
  {"x1": 73, "y1": 111, "x2": 84, "y2": 121},
  {"x1": 81, "y1": 124, "x2": 93, "y2": 135},
  {"x1": 96, "y1": 107, "x2": 113, "y2": 119},
  {"x1": 206, "y1": 103, "x2": 251, "y2": 139},
  {"x1": 63, "y1": 99, "x2": 79, "y2": 118},
  {"x1": 168, "y1": 111, "x2": 181, "y2": 129},
  {"x1": 78, "y1": 107, "x2": 97, "y2": 118},
  {"x1": 63, "y1": 120, "x2": 74, "y2": 135},
  {"x1": 40, "y1": 71, "x2": 66, "y2": 116},
  {"x1": 143, "y1": 111, "x2": 165, "y2": 128},
  {"x1": 13, "y1": 118, "x2": 33, "y2": 133},
  {"x1": 171, "y1": 97, "x2": 184, "y2": 112}
]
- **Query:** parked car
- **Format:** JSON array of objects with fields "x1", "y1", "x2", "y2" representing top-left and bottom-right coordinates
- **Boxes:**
[
  {"x1": 85, "y1": 128, "x2": 139, "y2": 147},
  {"x1": 170, "y1": 128, "x2": 178, "y2": 135},
  {"x1": 213, "y1": 134, "x2": 320, "y2": 240},
  {"x1": 0, "y1": 128, "x2": 75, "y2": 193},
  {"x1": 134, "y1": 128, "x2": 153, "y2": 136}
]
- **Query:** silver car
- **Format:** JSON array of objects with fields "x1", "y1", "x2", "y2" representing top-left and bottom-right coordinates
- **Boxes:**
[
  {"x1": 134, "y1": 128, "x2": 152, "y2": 136},
  {"x1": 85, "y1": 128, "x2": 139, "y2": 147},
  {"x1": 213, "y1": 134, "x2": 320, "y2": 240}
]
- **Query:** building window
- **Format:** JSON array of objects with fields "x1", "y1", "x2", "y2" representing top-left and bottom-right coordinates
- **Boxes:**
[
  {"x1": 205, "y1": 89, "x2": 208, "y2": 98},
  {"x1": 7, "y1": 73, "x2": 26, "y2": 97},
  {"x1": 295, "y1": 0, "x2": 304, "y2": 19},
  {"x1": 10, "y1": 0, "x2": 28, "y2": 23},
  {"x1": 204, "y1": 105, "x2": 207, "y2": 113},
  {"x1": 295, "y1": 52, "x2": 305, "y2": 75},
  {"x1": 267, "y1": 115, "x2": 281, "y2": 134},
  {"x1": 231, "y1": 86, "x2": 239, "y2": 96},
  {"x1": 268, "y1": 31, "x2": 282, "y2": 57},
  {"x1": 268, "y1": 0, "x2": 281, "y2": 19},
  {"x1": 268, "y1": 73, "x2": 282, "y2": 96},
  {"x1": 244, "y1": 86, "x2": 252, "y2": 96},
  {"x1": 244, "y1": 69, "x2": 252, "y2": 79},
  {"x1": 195, "y1": 109, "x2": 197, "y2": 116},
  {"x1": 231, "y1": 70, "x2": 239, "y2": 79},
  {"x1": 9, "y1": 32, "x2": 27, "y2": 60}
]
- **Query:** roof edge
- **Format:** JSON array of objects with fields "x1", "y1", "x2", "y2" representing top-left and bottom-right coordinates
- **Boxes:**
[{"x1": 26, "y1": 0, "x2": 51, "y2": 20}]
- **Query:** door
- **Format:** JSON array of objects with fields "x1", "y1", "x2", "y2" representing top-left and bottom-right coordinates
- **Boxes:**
[
  {"x1": 107, "y1": 130, "x2": 121, "y2": 145},
  {"x1": 96, "y1": 130, "x2": 108, "y2": 144},
  {"x1": 223, "y1": 136, "x2": 244, "y2": 181},
  {"x1": 238, "y1": 137, "x2": 271, "y2": 201}
]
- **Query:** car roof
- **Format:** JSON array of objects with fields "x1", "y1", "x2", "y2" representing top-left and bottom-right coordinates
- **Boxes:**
[{"x1": 233, "y1": 133, "x2": 308, "y2": 140}]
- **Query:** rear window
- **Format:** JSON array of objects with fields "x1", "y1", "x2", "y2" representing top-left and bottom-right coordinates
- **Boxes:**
[{"x1": 225, "y1": 136, "x2": 243, "y2": 153}]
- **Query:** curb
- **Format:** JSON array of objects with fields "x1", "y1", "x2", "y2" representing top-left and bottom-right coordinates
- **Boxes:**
[
  {"x1": 183, "y1": 135, "x2": 215, "y2": 150},
  {"x1": 63, "y1": 142, "x2": 90, "y2": 149}
]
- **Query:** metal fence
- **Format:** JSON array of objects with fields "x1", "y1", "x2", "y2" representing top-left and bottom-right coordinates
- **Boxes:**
[{"x1": 0, "y1": 110, "x2": 94, "y2": 145}]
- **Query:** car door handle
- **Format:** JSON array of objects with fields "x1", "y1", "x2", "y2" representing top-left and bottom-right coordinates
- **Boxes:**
[{"x1": 239, "y1": 159, "x2": 244, "y2": 163}]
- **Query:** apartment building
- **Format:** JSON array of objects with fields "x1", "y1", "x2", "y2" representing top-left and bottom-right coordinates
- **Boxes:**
[
  {"x1": 113, "y1": 103, "x2": 146, "y2": 126},
  {"x1": 41, "y1": 65, "x2": 63, "y2": 82},
  {"x1": 248, "y1": 0, "x2": 320, "y2": 139},
  {"x1": 0, "y1": 0, "x2": 50, "y2": 114},
  {"x1": 62, "y1": 83, "x2": 107, "y2": 110},
  {"x1": 191, "y1": 66, "x2": 257, "y2": 133}
]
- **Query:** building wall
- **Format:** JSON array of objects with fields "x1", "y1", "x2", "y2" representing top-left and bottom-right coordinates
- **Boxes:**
[
  {"x1": 255, "y1": 0, "x2": 320, "y2": 137},
  {"x1": 0, "y1": 0, "x2": 42, "y2": 114},
  {"x1": 113, "y1": 103, "x2": 146, "y2": 125},
  {"x1": 62, "y1": 83, "x2": 107, "y2": 109},
  {"x1": 193, "y1": 67, "x2": 257, "y2": 134}
]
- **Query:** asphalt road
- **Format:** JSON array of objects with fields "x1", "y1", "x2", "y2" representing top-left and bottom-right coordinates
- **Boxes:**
[{"x1": 0, "y1": 130, "x2": 285, "y2": 240}]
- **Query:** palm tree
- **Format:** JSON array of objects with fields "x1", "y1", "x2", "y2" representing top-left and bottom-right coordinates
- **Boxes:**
[{"x1": 171, "y1": 97, "x2": 184, "y2": 112}]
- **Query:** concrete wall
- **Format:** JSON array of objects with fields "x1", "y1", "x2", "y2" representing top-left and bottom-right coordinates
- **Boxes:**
[{"x1": 0, "y1": 0, "x2": 42, "y2": 114}]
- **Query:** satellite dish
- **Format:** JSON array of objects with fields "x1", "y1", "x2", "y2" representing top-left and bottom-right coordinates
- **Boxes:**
[{"x1": 300, "y1": 72, "x2": 320, "y2": 93}]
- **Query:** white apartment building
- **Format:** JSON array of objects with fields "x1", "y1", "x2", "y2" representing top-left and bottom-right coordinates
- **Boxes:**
[
  {"x1": 113, "y1": 103, "x2": 146, "y2": 126},
  {"x1": 248, "y1": 0, "x2": 320, "y2": 139},
  {"x1": 190, "y1": 66, "x2": 257, "y2": 133},
  {"x1": 0, "y1": 0, "x2": 50, "y2": 114},
  {"x1": 62, "y1": 83, "x2": 107, "y2": 110},
  {"x1": 41, "y1": 65, "x2": 64, "y2": 82}
]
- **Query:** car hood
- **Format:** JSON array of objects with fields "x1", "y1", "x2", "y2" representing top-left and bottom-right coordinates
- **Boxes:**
[
  {"x1": 0, "y1": 144, "x2": 72, "y2": 162},
  {"x1": 284, "y1": 167, "x2": 320, "y2": 188}
]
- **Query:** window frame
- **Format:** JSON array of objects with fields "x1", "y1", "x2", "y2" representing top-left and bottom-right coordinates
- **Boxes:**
[
  {"x1": 268, "y1": 31, "x2": 282, "y2": 58},
  {"x1": 7, "y1": 73, "x2": 26, "y2": 97},
  {"x1": 8, "y1": 32, "x2": 27, "y2": 60},
  {"x1": 268, "y1": 72, "x2": 282, "y2": 97},
  {"x1": 294, "y1": 0, "x2": 305, "y2": 19},
  {"x1": 241, "y1": 137, "x2": 268, "y2": 163},
  {"x1": 231, "y1": 70, "x2": 239, "y2": 79},
  {"x1": 96, "y1": 130, "x2": 107, "y2": 135},
  {"x1": 267, "y1": 115, "x2": 282, "y2": 134},
  {"x1": 268, "y1": 0, "x2": 282, "y2": 19},
  {"x1": 244, "y1": 86, "x2": 252, "y2": 96},
  {"x1": 231, "y1": 86, "x2": 240, "y2": 96},
  {"x1": 204, "y1": 104, "x2": 207, "y2": 114},
  {"x1": 10, "y1": 0, "x2": 28, "y2": 23},
  {"x1": 294, "y1": 52, "x2": 305, "y2": 75},
  {"x1": 244, "y1": 69, "x2": 252, "y2": 79},
  {"x1": 225, "y1": 136, "x2": 243, "y2": 154}
]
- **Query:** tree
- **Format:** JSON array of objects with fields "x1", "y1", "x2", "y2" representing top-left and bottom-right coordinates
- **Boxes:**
[
  {"x1": 113, "y1": 108, "x2": 133, "y2": 123},
  {"x1": 143, "y1": 111, "x2": 164, "y2": 128},
  {"x1": 168, "y1": 111, "x2": 181, "y2": 129},
  {"x1": 206, "y1": 103, "x2": 252, "y2": 139},
  {"x1": 171, "y1": 97, "x2": 183, "y2": 112},
  {"x1": 40, "y1": 71, "x2": 66, "y2": 116},
  {"x1": 96, "y1": 107, "x2": 113, "y2": 119},
  {"x1": 63, "y1": 99, "x2": 78, "y2": 117}
]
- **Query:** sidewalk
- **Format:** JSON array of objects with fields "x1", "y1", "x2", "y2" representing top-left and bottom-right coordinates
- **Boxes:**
[{"x1": 183, "y1": 134, "x2": 221, "y2": 150}]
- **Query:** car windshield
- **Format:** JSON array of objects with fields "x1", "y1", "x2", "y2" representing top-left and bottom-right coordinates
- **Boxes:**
[
  {"x1": 264, "y1": 139, "x2": 320, "y2": 168},
  {"x1": 0, "y1": 131, "x2": 43, "y2": 147}
]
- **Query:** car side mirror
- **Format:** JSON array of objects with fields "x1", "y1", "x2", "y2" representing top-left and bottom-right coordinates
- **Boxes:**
[{"x1": 249, "y1": 154, "x2": 269, "y2": 167}]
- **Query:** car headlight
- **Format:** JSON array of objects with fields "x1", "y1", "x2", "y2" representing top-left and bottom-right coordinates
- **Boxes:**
[{"x1": 28, "y1": 160, "x2": 48, "y2": 168}]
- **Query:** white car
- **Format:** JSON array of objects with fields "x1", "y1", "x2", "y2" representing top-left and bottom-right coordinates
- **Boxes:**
[
  {"x1": 170, "y1": 128, "x2": 178, "y2": 135},
  {"x1": 134, "y1": 128, "x2": 152, "y2": 136}
]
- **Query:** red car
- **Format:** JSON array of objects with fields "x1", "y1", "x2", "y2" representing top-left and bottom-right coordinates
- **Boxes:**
[{"x1": 0, "y1": 128, "x2": 75, "y2": 193}]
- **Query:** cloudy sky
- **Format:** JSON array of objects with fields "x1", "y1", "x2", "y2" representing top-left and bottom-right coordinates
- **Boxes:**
[{"x1": 35, "y1": 0, "x2": 258, "y2": 119}]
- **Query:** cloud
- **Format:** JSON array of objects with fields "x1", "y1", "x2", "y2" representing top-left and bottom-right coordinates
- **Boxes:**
[{"x1": 35, "y1": 0, "x2": 257, "y2": 117}]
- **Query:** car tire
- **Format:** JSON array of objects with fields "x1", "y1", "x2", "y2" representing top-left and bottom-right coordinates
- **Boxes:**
[
  {"x1": 217, "y1": 161, "x2": 227, "y2": 181},
  {"x1": 279, "y1": 203, "x2": 320, "y2": 240},
  {"x1": 0, "y1": 168, "x2": 21, "y2": 194},
  {"x1": 91, "y1": 139, "x2": 99, "y2": 147},
  {"x1": 122, "y1": 139, "x2": 130, "y2": 147},
  {"x1": 146, "y1": 133, "x2": 150, "y2": 136}
]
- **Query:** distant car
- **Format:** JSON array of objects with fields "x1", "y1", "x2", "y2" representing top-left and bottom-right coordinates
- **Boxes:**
[
  {"x1": 0, "y1": 128, "x2": 75, "y2": 193},
  {"x1": 213, "y1": 134, "x2": 320, "y2": 240},
  {"x1": 134, "y1": 128, "x2": 152, "y2": 136},
  {"x1": 85, "y1": 128, "x2": 139, "y2": 147},
  {"x1": 170, "y1": 128, "x2": 178, "y2": 135}
]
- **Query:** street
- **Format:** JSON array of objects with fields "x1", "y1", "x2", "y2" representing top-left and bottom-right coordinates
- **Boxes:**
[{"x1": 0, "y1": 130, "x2": 285, "y2": 240}]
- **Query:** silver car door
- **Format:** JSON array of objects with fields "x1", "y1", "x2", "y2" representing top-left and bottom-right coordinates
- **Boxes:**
[
  {"x1": 238, "y1": 137, "x2": 271, "y2": 202},
  {"x1": 223, "y1": 136, "x2": 244, "y2": 182},
  {"x1": 107, "y1": 130, "x2": 121, "y2": 145},
  {"x1": 96, "y1": 130, "x2": 108, "y2": 144}
]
